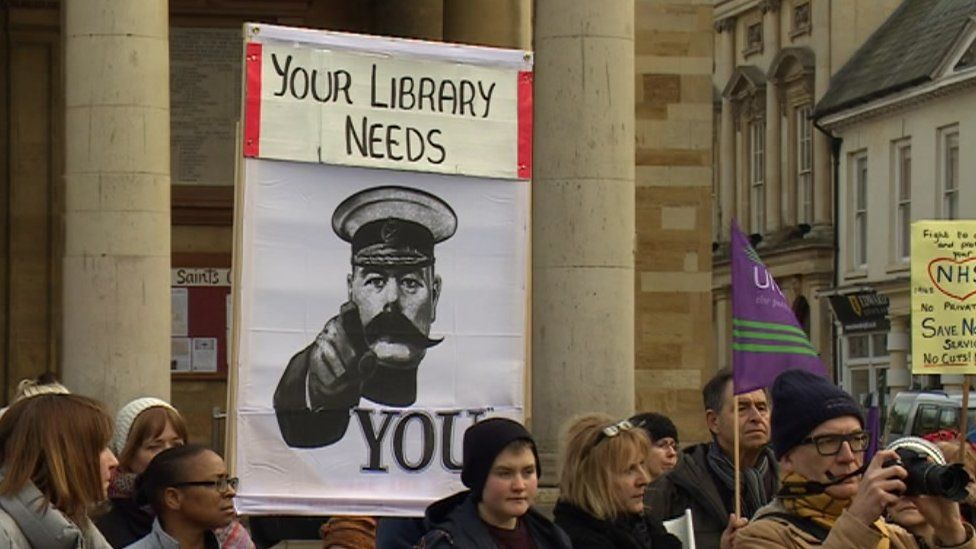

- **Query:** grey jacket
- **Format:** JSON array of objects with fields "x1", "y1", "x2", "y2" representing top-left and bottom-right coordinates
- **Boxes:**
[
  {"x1": 125, "y1": 518, "x2": 220, "y2": 549},
  {"x1": 0, "y1": 476, "x2": 111, "y2": 549}
]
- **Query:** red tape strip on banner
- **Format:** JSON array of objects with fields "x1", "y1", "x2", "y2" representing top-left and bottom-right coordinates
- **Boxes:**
[
  {"x1": 517, "y1": 71, "x2": 533, "y2": 180},
  {"x1": 243, "y1": 42, "x2": 263, "y2": 158}
]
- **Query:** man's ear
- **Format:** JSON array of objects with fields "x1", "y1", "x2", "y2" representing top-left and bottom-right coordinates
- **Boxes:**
[
  {"x1": 705, "y1": 409, "x2": 720, "y2": 437},
  {"x1": 347, "y1": 273, "x2": 353, "y2": 302},
  {"x1": 431, "y1": 274, "x2": 442, "y2": 321},
  {"x1": 163, "y1": 487, "x2": 182, "y2": 512}
]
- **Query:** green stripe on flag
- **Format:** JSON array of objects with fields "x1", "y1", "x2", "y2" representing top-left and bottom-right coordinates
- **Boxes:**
[
  {"x1": 732, "y1": 342, "x2": 819, "y2": 356},
  {"x1": 732, "y1": 318, "x2": 806, "y2": 336},
  {"x1": 732, "y1": 329, "x2": 816, "y2": 348}
]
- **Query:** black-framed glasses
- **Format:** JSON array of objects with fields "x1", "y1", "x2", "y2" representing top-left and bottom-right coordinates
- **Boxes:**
[
  {"x1": 172, "y1": 477, "x2": 239, "y2": 493},
  {"x1": 800, "y1": 431, "x2": 871, "y2": 456},
  {"x1": 582, "y1": 419, "x2": 644, "y2": 458}
]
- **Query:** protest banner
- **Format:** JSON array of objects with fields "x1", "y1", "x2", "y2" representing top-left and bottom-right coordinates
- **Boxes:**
[
  {"x1": 911, "y1": 221, "x2": 976, "y2": 375},
  {"x1": 230, "y1": 23, "x2": 532, "y2": 516}
]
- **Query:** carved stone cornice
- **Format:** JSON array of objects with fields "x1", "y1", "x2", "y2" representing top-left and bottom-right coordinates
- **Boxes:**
[
  {"x1": 714, "y1": 17, "x2": 736, "y2": 34},
  {"x1": 759, "y1": 0, "x2": 782, "y2": 14}
]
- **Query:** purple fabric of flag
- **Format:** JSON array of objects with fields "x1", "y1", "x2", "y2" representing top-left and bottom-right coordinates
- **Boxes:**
[
  {"x1": 865, "y1": 405, "x2": 880, "y2": 463},
  {"x1": 731, "y1": 221, "x2": 826, "y2": 394}
]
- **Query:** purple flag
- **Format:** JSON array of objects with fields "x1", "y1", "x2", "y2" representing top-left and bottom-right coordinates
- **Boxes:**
[{"x1": 731, "y1": 220, "x2": 826, "y2": 394}]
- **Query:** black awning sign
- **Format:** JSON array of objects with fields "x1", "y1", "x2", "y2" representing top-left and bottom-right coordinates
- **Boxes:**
[{"x1": 828, "y1": 291, "x2": 890, "y2": 333}]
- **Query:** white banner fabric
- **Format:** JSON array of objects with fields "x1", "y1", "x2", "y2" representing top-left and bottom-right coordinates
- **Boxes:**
[{"x1": 233, "y1": 159, "x2": 529, "y2": 516}]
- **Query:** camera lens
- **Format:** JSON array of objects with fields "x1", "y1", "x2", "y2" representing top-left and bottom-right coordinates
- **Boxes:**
[{"x1": 896, "y1": 448, "x2": 970, "y2": 502}]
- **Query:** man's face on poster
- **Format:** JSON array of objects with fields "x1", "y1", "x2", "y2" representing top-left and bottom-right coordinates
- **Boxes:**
[{"x1": 348, "y1": 264, "x2": 441, "y2": 368}]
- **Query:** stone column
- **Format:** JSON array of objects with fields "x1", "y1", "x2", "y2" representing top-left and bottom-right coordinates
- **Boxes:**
[
  {"x1": 533, "y1": 1, "x2": 634, "y2": 482},
  {"x1": 63, "y1": 0, "x2": 171, "y2": 412},
  {"x1": 887, "y1": 316, "x2": 911, "y2": 401},
  {"x1": 763, "y1": 2, "x2": 781, "y2": 233},
  {"x1": 716, "y1": 18, "x2": 736, "y2": 240},
  {"x1": 443, "y1": 0, "x2": 530, "y2": 49}
]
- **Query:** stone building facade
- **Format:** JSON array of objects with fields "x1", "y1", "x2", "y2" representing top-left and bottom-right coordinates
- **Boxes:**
[
  {"x1": 711, "y1": 0, "x2": 902, "y2": 386},
  {"x1": 0, "y1": 0, "x2": 716, "y2": 457}
]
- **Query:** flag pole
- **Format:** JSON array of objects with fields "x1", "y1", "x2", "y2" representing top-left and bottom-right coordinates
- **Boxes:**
[
  {"x1": 733, "y1": 393, "x2": 741, "y2": 518},
  {"x1": 961, "y1": 376, "x2": 971, "y2": 469}
]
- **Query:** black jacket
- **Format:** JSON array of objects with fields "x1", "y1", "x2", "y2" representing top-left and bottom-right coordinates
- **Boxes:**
[
  {"x1": 94, "y1": 497, "x2": 154, "y2": 548},
  {"x1": 644, "y1": 443, "x2": 778, "y2": 549},
  {"x1": 552, "y1": 500, "x2": 681, "y2": 549},
  {"x1": 418, "y1": 490, "x2": 571, "y2": 549}
]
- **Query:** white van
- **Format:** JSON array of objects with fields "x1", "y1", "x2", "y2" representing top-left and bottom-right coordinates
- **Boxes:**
[{"x1": 885, "y1": 390, "x2": 976, "y2": 445}]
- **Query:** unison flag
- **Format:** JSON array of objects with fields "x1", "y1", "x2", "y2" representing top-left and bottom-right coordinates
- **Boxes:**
[{"x1": 731, "y1": 221, "x2": 826, "y2": 393}]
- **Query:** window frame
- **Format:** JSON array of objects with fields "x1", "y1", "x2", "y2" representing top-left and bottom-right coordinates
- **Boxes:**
[
  {"x1": 850, "y1": 151, "x2": 869, "y2": 270},
  {"x1": 891, "y1": 139, "x2": 911, "y2": 262},
  {"x1": 939, "y1": 126, "x2": 960, "y2": 220},
  {"x1": 750, "y1": 119, "x2": 766, "y2": 233},
  {"x1": 795, "y1": 104, "x2": 813, "y2": 225}
]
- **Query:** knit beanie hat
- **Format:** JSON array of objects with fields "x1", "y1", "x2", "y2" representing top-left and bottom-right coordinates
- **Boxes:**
[
  {"x1": 631, "y1": 412, "x2": 679, "y2": 444},
  {"x1": 319, "y1": 516, "x2": 377, "y2": 548},
  {"x1": 771, "y1": 369, "x2": 864, "y2": 459},
  {"x1": 461, "y1": 418, "x2": 539, "y2": 501},
  {"x1": 111, "y1": 397, "x2": 178, "y2": 455}
]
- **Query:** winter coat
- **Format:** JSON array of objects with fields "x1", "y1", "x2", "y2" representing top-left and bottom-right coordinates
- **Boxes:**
[
  {"x1": 551, "y1": 500, "x2": 681, "y2": 549},
  {"x1": 0, "y1": 475, "x2": 111, "y2": 549},
  {"x1": 736, "y1": 498, "x2": 976, "y2": 548},
  {"x1": 645, "y1": 442, "x2": 777, "y2": 549},
  {"x1": 417, "y1": 490, "x2": 571, "y2": 549},
  {"x1": 125, "y1": 518, "x2": 220, "y2": 549},
  {"x1": 95, "y1": 497, "x2": 154, "y2": 548}
]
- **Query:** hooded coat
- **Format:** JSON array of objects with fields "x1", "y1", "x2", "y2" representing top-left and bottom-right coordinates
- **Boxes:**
[{"x1": 417, "y1": 490, "x2": 571, "y2": 549}]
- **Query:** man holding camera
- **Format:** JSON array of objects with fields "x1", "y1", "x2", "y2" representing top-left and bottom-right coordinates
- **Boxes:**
[{"x1": 737, "y1": 369, "x2": 975, "y2": 548}]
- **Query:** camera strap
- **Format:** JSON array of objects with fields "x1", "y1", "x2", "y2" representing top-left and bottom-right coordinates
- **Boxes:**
[{"x1": 777, "y1": 464, "x2": 867, "y2": 497}]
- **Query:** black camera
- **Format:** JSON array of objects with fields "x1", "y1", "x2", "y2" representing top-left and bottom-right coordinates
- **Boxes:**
[{"x1": 883, "y1": 447, "x2": 970, "y2": 501}]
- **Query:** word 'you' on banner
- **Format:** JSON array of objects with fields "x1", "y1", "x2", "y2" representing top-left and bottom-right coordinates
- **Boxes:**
[
  {"x1": 912, "y1": 220, "x2": 976, "y2": 374},
  {"x1": 730, "y1": 221, "x2": 825, "y2": 394}
]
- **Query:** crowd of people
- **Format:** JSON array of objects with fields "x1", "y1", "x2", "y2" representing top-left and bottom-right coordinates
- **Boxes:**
[{"x1": 2, "y1": 368, "x2": 976, "y2": 549}]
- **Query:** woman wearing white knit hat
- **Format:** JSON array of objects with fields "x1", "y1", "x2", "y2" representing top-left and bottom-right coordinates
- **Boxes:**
[{"x1": 94, "y1": 398, "x2": 254, "y2": 549}]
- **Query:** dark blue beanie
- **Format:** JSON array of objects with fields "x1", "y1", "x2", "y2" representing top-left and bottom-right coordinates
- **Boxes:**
[
  {"x1": 771, "y1": 369, "x2": 864, "y2": 459},
  {"x1": 461, "y1": 418, "x2": 539, "y2": 501}
]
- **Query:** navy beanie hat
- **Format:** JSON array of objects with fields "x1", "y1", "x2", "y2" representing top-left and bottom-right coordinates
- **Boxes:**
[
  {"x1": 771, "y1": 369, "x2": 864, "y2": 459},
  {"x1": 461, "y1": 418, "x2": 539, "y2": 500},
  {"x1": 630, "y1": 412, "x2": 679, "y2": 444}
]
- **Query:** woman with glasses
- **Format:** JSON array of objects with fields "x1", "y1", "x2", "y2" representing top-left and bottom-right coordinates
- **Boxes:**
[
  {"x1": 737, "y1": 369, "x2": 975, "y2": 548},
  {"x1": 0, "y1": 393, "x2": 117, "y2": 548},
  {"x1": 127, "y1": 444, "x2": 239, "y2": 549},
  {"x1": 630, "y1": 413, "x2": 679, "y2": 482},
  {"x1": 552, "y1": 414, "x2": 681, "y2": 548},
  {"x1": 95, "y1": 399, "x2": 253, "y2": 549}
]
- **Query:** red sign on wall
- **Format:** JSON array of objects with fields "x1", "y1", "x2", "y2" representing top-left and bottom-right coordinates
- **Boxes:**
[{"x1": 172, "y1": 268, "x2": 231, "y2": 376}]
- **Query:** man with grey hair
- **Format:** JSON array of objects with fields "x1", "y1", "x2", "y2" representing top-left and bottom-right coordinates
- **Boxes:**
[{"x1": 646, "y1": 367, "x2": 776, "y2": 549}]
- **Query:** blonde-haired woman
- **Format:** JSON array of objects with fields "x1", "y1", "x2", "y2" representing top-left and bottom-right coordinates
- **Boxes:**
[
  {"x1": 0, "y1": 393, "x2": 117, "y2": 548},
  {"x1": 553, "y1": 414, "x2": 680, "y2": 549}
]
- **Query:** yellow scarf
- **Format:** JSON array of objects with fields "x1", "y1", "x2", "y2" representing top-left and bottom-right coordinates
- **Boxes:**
[{"x1": 779, "y1": 472, "x2": 891, "y2": 548}]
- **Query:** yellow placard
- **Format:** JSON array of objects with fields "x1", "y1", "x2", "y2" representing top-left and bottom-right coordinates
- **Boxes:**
[{"x1": 912, "y1": 220, "x2": 976, "y2": 374}]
